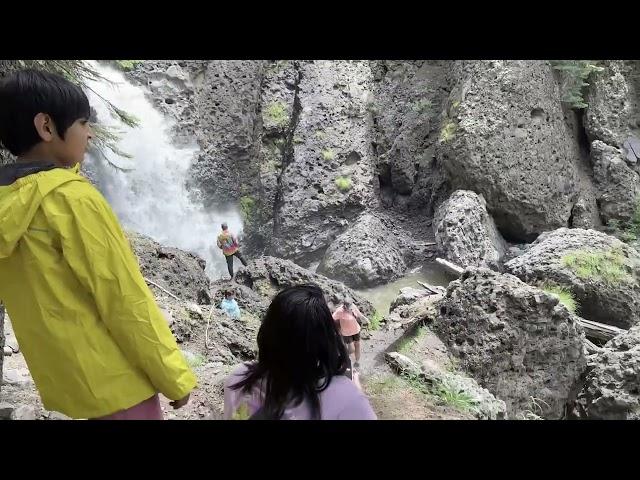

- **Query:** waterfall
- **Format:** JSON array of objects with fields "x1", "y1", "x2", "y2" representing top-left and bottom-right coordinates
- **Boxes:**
[{"x1": 83, "y1": 61, "x2": 243, "y2": 280}]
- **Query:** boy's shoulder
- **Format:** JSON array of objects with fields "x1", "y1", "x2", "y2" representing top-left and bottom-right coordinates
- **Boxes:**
[{"x1": 44, "y1": 171, "x2": 106, "y2": 206}]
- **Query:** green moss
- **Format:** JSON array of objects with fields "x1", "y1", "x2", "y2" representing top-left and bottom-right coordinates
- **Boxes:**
[
  {"x1": 263, "y1": 101, "x2": 288, "y2": 128},
  {"x1": 397, "y1": 325, "x2": 428, "y2": 354},
  {"x1": 541, "y1": 283, "x2": 578, "y2": 313},
  {"x1": 562, "y1": 248, "x2": 630, "y2": 286},
  {"x1": 334, "y1": 175, "x2": 352, "y2": 192},
  {"x1": 439, "y1": 120, "x2": 457, "y2": 143},
  {"x1": 321, "y1": 148, "x2": 335, "y2": 161},
  {"x1": 314, "y1": 130, "x2": 327, "y2": 140},
  {"x1": 239, "y1": 195, "x2": 257, "y2": 223},
  {"x1": 115, "y1": 60, "x2": 141, "y2": 72},
  {"x1": 368, "y1": 311, "x2": 383, "y2": 331}
]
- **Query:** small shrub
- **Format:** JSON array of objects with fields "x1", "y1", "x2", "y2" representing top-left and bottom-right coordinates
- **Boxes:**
[
  {"x1": 541, "y1": 283, "x2": 578, "y2": 313},
  {"x1": 433, "y1": 378, "x2": 477, "y2": 413},
  {"x1": 550, "y1": 60, "x2": 604, "y2": 110},
  {"x1": 335, "y1": 175, "x2": 352, "y2": 192},
  {"x1": 562, "y1": 248, "x2": 630, "y2": 286}
]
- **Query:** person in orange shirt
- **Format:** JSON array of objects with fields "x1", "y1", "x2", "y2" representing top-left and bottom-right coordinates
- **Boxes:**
[
  {"x1": 332, "y1": 297, "x2": 369, "y2": 371},
  {"x1": 217, "y1": 223, "x2": 247, "y2": 279}
]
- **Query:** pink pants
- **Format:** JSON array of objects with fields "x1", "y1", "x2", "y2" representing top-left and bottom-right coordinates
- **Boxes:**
[{"x1": 94, "y1": 394, "x2": 164, "y2": 420}]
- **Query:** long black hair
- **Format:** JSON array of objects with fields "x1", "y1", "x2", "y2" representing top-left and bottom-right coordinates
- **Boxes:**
[{"x1": 231, "y1": 284, "x2": 349, "y2": 419}]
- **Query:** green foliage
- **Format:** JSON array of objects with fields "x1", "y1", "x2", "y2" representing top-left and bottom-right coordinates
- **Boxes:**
[
  {"x1": 321, "y1": 148, "x2": 335, "y2": 161},
  {"x1": 368, "y1": 311, "x2": 383, "y2": 331},
  {"x1": 541, "y1": 283, "x2": 578, "y2": 313},
  {"x1": 439, "y1": 120, "x2": 457, "y2": 143},
  {"x1": 550, "y1": 60, "x2": 604, "y2": 109},
  {"x1": 263, "y1": 101, "x2": 288, "y2": 127},
  {"x1": 239, "y1": 196, "x2": 257, "y2": 223},
  {"x1": 433, "y1": 378, "x2": 477, "y2": 412},
  {"x1": 562, "y1": 248, "x2": 630, "y2": 286},
  {"x1": 400, "y1": 371, "x2": 476, "y2": 413},
  {"x1": 334, "y1": 175, "x2": 352, "y2": 192},
  {"x1": 115, "y1": 60, "x2": 141, "y2": 72}
]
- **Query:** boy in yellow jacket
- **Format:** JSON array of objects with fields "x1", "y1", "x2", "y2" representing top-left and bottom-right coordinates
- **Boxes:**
[{"x1": 0, "y1": 69, "x2": 196, "y2": 419}]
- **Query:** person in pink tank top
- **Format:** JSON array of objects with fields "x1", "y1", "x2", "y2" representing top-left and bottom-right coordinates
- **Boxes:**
[{"x1": 332, "y1": 297, "x2": 369, "y2": 371}]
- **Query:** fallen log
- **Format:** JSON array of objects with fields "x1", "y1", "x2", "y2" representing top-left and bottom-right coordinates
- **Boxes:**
[
  {"x1": 583, "y1": 338, "x2": 603, "y2": 355},
  {"x1": 416, "y1": 281, "x2": 445, "y2": 295},
  {"x1": 577, "y1": 318, "x2": 625, "y2": 343},
  {"x1": 435, "y1": 257, "x2": 464, "y2": 277}
]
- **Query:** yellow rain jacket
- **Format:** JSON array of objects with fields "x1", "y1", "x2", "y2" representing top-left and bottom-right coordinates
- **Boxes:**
[{"x1": 0, "y1": 164, "x2": 196, "y2": 419}]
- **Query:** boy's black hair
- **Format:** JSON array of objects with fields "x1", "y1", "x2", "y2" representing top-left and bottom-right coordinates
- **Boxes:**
[{"x1": 0, "y1": 69, "x2": 91, "y2": 156}]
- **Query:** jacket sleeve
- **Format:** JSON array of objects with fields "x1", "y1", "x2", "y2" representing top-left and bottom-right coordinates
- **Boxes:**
[{"x1": 44, "y1": 185, "x2": 197, "y2": 400}]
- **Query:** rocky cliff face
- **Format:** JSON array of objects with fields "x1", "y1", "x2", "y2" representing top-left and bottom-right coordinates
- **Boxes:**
[{"x1": 122, "y1": 60, "x2": 639, "y2": 281}]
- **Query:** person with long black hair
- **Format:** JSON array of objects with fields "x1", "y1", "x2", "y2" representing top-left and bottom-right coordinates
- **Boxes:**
[{"x1": 224, "y1": 284, "x2": 376, "y2": 420}]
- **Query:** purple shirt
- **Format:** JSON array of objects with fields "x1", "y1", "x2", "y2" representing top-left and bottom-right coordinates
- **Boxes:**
[{"x1": 224, "y1": 363, "x2": 377, "y2": 420}]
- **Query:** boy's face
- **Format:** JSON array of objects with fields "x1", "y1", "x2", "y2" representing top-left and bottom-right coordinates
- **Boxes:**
[{"x1": 52, "y1": 118, "x2": 92, "y2": 167}]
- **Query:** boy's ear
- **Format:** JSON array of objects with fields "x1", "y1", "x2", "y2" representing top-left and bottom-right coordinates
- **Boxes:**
[{"x1": 33, "y1": 113, "x2": 57, "y2": 142}]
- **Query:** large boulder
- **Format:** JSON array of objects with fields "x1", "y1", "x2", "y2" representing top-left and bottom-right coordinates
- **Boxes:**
[
  {"x1": 438, "y1": 60, "x2": 599, "y2": 242},
  {"x1": 270, "y1": 60, "x2": 378, "y2": 264},
  {"x1": 317, "y1": 214, "x2": 407, "y2": 288},
  {"x1": 584, "y1": 60, "x2": 640, "y2": 158},
  {"x1": 389, "y1": 287, "x2": 435, "y2": 313},
  {"x1": 234, "y1": 256, "x2": 375, "y2": 316},
  {"x1": 127, "y1": 231, "x2": 211, "y2": 305},
  {"x1": 431, "y1": 268, "x2": 586, "y2": 419},
  {"x1": 434, "y1": 190, "x2": 507, "y2": 269},
  {"x1": 590, "y1": 141, "x2": 640, "y2": 224},
  {"x1": 576, "y1": 326, "x2": 640, "y2": 419},
  {"x1": 505, "y1": 228, "x2": 640, "y2": 329},
  {"x1": 371, "y1": 60, "x2": 450, "y2": 214}
]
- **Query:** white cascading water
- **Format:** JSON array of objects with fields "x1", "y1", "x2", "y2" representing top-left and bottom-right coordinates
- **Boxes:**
[{"x1": 83, "y1": 61, "x2": 243, "y2": 279}]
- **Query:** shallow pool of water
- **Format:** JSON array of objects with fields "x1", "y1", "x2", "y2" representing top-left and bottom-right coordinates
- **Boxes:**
[{"x1": 356, "y1": 263, "x2": 455, "y2": 315}]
